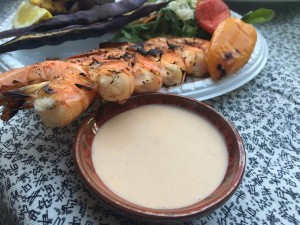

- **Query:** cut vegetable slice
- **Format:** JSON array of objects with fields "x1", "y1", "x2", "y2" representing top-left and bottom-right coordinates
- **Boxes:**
[
  {"x1": 12, "y1": 1, "x2": 52, "y2": 28},
  {"x1": 206, "y1": 17, "x2": 257, "y2": 80},
  {"x1": 195, "y1": 0, "x2": 230, "y2": 34}
]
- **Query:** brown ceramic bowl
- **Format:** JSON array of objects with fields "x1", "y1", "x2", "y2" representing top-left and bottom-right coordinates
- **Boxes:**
[{"x1": 73, "y1": 93, "x2": 246, "y2": 222}]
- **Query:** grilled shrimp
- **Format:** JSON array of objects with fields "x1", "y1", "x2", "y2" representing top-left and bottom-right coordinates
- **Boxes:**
[
  {"x1": 88, "y1": 60, "x2": 135, "y2": 103},
  {"x1": 143, "y1": 37, "x2": 210, "y2": 77},
  {"x1": 159, "y1": 51, "x2": 186, "y2": 86},
  {"x1": 0, "y1": 60, "x2": 97, "y2": 127}
]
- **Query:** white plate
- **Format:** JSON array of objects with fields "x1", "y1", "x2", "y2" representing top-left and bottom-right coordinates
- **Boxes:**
[{"x1": 0, "y1": 12, "x2": 268, "y2": 101}]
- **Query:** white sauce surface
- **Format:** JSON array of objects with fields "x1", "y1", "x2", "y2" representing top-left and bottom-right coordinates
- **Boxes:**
[{"x1": 92, "y1": 105, "x2": 228, "y2": 209}]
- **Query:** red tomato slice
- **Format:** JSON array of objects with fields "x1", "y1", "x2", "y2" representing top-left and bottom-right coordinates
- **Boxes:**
[{"x1": 195, "y1": 0, "x2": 231, "y2": 34}]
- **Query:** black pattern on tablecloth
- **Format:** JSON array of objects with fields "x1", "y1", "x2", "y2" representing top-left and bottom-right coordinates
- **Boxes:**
[{"x1": 1, "y1": 6, "x2": 300, "y2": 225}]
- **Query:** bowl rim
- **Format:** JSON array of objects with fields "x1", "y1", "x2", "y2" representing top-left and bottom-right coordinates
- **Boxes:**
[{"x1": 73, "y1": 93, "x2": 246, "y2": 220}]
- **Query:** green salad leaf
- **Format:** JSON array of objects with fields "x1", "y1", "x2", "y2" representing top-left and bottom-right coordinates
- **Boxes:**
[
  {"x1": 112, "y1": 7, "x2": 210, "y2": 42},
  {"x1": 242, "y1": 8, "x2": 275, "y2": 24},
  {"x1": 112, "y1": 0, "x2": 275, "y2": 42},
  {"x1": 112, "y1": 0, "x2": 210, "y2": 42}
]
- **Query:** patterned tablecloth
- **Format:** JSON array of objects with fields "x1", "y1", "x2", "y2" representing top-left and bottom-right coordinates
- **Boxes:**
[{"x1": 1, "y1": 2, "x2": 300, "y2": 225}]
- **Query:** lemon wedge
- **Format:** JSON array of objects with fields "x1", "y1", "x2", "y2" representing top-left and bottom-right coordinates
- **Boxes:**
[{"x1": 12, "y1": 1, "x2": 53, "y2": 28}]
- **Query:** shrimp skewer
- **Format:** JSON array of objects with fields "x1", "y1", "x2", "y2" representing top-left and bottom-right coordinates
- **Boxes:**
[{"x1": 0, "y1": 37, "x2": 210, "y2": 127}]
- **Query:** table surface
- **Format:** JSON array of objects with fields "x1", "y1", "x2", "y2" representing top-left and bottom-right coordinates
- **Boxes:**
[{"x1": 1, "y1": 1, "x2": 300, "y2": 225}]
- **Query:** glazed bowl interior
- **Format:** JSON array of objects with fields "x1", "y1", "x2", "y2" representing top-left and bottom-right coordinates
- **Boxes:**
[{"x1": 73, "y1": 93, "x2": 246, "y2": 221}]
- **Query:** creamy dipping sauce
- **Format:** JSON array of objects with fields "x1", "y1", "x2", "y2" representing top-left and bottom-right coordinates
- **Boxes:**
[{"x1": 92, "y1": 105, "x2": 228, "y2": 209}]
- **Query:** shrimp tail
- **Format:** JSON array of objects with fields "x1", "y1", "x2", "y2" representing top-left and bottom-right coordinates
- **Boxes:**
[
  {"x1": 0, "y1": 82, "x2": 48, "y2": 121},
  {"x1": 1, "y1": 99, "x2": 26, "y2": 121}
]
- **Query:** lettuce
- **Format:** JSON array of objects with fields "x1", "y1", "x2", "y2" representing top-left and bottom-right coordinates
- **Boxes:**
[
  {"x1": 112, "y1": 0, "x2": 210, "y2": 42},
  {"x1": 167, "y1": 0, "x2": 197, "y2": 21},
  {"x1": 112, "y1": 0, "x2": 274, "y2": 42}
]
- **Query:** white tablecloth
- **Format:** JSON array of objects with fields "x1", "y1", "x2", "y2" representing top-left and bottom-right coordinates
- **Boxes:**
[{"x1": 1, "y1": 2, "x2": 300, "y2": 225}]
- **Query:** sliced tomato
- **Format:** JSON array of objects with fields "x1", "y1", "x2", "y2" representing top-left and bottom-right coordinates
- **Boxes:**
[{"x1": 195, "y1": 0, "x2": 231, "y2": 34}]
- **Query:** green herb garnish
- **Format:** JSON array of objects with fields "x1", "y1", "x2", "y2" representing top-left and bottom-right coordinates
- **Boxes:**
[
  {"x1": 112, "y1": 0, "x2": 210, "y2": 42},
  {"x1": 112, "y1": 8, "x2": 210, "y2": 42},
  {"x1": 242, "y1": 8, "x2": 275, "y2": 24},
  {"x1": 113, "y1": 0, "x2": 275, "y2": 42}
]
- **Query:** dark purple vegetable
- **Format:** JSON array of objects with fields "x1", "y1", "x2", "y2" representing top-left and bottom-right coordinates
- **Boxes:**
[
  {"x1": 70, "y1": 0, "x2": 115, "y2": 13},
  {"x1": 0, "y1": 2, "x2": 169, "y2": 53},
  {"x1": 76, "y1": 0, "x2": 99, "y2": 10},
  {"x1": 0, "y1": 0, "x2": 147, "y2": 39},
  {"x1": 75, "y1": 0, "x2": 115, "y2": 10}
]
